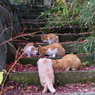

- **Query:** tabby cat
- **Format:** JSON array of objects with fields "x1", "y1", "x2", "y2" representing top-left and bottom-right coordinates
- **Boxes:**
[{"x1": 52, "y1": 54, "x2": 82, "y2": 71}]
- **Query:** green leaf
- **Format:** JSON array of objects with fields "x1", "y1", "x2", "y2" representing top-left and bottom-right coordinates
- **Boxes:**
[
  {"x1": 0, "y1": 72, "x2": 4, "y2": 84},
  {"x1": 0, "y1": 69, "x2": 6, "y2": 85}
]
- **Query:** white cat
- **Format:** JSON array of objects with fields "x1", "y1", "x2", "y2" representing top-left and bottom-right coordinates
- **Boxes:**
[
  {"x1": 20, "y1": 43, "x2": 38, "y2": 57},
  {"x1": 37, "y1": 58, "x2": 56, "y2": 93}
]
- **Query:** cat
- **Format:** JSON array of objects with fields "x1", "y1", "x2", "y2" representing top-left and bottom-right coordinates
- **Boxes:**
[
  {"x1": 37, "y1": 58, "x2": 56, "y2": 93},
  {"x1": 52, "y1": 54, "x2": 82, "y2": 71},
  {"x1": 20, "y1": 43, "x2": 38, "y2": 57},
  {"x1": 41, "y1": 33, "x2": 59, "y2": 44},
  {"x1": 38, "y1": 43, "x2": 65, "y2": 57}
]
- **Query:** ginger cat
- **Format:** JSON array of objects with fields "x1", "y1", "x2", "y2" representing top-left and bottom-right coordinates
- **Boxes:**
[
  {"x1": 41, "y1": 33, "x2": 59, "y2": 44},
  {"x1": 20, "y1": 43, "x2": 38, "y2": 57},
  {"x1": 38, "y1": 43, "x2": 65, "y2": 57},
  {"x1": 52, "y1": 54, "x2": 82, "y2": 71},
  {"x1": 37, "y1": 58, "x2": 56, "y2": 93}
]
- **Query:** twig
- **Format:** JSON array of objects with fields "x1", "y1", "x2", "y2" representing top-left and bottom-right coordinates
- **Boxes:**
[
  {"x1": 0, "y1": 31, "x2": 43, "y2": 46},
  {"x1": 0, "y1": 50, "x2": 25, "y2": 95}
]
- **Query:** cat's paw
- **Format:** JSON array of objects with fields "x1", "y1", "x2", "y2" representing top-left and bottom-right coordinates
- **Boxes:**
[
  {"x1": 51, "y1": 54, "x2": 56, "y2": 57},
  {"x1": 27, "y1": 56, "x2": 31, "y2": 58},
  {"x1": 49, "y1": 55, "x2": 55, "y2": 57},
  {"x1": 42, "y1": 90, "x2": 46, "y2": 93},
  {"x1": 51, "y1": 89, "x2": 56, "y2": 93}
]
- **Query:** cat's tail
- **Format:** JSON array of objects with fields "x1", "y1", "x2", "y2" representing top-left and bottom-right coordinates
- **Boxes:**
[{"x1": 47, "y1": 79, "x2": 56, "y2": 93}]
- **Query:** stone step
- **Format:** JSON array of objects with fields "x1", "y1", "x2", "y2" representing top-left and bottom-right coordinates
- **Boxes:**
[
  {"x1": 22, "y1": 12, "x2": 42, "y2": 16},
  {"x1": 21, "y1": 18, "x2": 48, "y2": 22},
  {"x1": 22, "y1": 27, "x2": 44, "y2": 33},
  {"x1": 22, "y1": 22, "x2": 46, "y2": 28},
  {"x1": 18, "y1": 5, "x2": 45, "y2": 12},
  {"x1": 18, "y1": 32, "x2": 93, "y2": 42},
  {"x1": 55, "y1": 27, "x2": 89, "y2": 34},
  {"x1": 21, "y1": 15, "x2": 44, "y2": 19},
  {"x1": 18, "y1": 54, "x2": 95, "y2": 65},
  {"x1": 9, "y1": 70, "x2": 95, "y2": 85},
  {"x1": 21, "y1": 23, "x2": 90, "y2": 33}
]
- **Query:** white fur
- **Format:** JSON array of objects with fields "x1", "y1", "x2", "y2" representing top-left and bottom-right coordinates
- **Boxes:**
[
  {"x1": 24, "y1": 46, "x2": 38, "y2": 57},
  {"x1": 37, "y1": 58, "x2": 56, "y2": 93},
  {"x1": 46, "y1": 48, "x2": 58, "y2": 57},
  {"x1": 32, "y1": 49, "x2": 38, "y2": 55},
  {"x1": 43, "y1": 39, "x2": 48, "y2": 43},
  {"x1": 47, "y1": 37, "x2": 59, "y2": 44}
]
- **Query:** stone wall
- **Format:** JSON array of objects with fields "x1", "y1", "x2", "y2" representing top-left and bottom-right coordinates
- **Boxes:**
[{"x1": 0, "y1": 0, "x2": 21, "y2": 71}]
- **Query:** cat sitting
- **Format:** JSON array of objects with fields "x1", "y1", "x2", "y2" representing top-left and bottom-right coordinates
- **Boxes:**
[
  {"x1": 38, "y1": 43, "x2": 65, "y2": 57},
  {"x1": 37, "y1": 58, "x2": 56, "y2": 93},
  {"x1": 20, "y1": 43, "x2": 38, "y2": 57},
  {"x1": 52, "y1": 54, "x2": 82, "y2": 71},
  {"x1": 41, "y1": 33, "x2": 59, "y2": 44}
]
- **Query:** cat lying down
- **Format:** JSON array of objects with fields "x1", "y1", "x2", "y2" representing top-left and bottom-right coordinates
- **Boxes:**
[
  {"x1": 52, "y1": 54, "x2": 82, "y2": 71},
  {"x1": 41, "y1": 33, "x2": 59, "y2": 44},
  {"x1": 37, "y1": 58, "x2": 56, "y2": 93},
  {"x1": 38, "y1": 43, "x2": 65, "y2": 57}
]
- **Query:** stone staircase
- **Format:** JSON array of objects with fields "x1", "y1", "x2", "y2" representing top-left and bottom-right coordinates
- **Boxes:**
[
  {"x1": 18, "y1": 5, "x2": 48, "y2": 33},
  {"x1": 8, "y1": 4, "x2": 95, "y2": 95}
]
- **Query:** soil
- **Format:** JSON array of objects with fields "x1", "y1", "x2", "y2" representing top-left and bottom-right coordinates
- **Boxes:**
[
  {"x1": 6, "y1": 62, "x2": 95, "y2": 73},
  {"x1": 1, "y1": 80, "x2": 95, "y2": 95}
]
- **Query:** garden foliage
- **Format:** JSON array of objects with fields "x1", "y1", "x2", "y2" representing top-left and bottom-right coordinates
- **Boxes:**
[{"x1": 41, "y1": 0, "x2": 95, "y2": 31}]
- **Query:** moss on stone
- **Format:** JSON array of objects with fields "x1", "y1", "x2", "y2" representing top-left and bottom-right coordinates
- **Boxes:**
[
  {"x1": 9, "y1": 72, "x2": 40, "y2": 84},
  {"x1": 19, "y1": 54, "x2": 95, "y2": 65},
  {"x1": 19, "y1": 58, "x2": 39, "y2": 65},
  {"x1": 9, "y1": 70, "x2": 95, "y2": 85}
]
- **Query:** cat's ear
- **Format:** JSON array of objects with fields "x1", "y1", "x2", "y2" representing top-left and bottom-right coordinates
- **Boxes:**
[
  {"x1": 52, "y1": 59, "x2": 59, "y2": 68},
  {"x1": 55, "y1": 60, "x2": 60, "y2": 69},
  {"x1": 52, "y1": 59, "x2": 55, "y2": 63},
  {"x1": 52, "y1": 60, "x2": 56, "y2": 67},
  {"x1": 56, "y1": 60, "x2": 60, "y2": 64}
]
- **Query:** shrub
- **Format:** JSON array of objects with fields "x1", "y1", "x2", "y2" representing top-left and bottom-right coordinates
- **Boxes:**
[{"x1": 78, "y1": 0, "x2": 95, "y2": 30}]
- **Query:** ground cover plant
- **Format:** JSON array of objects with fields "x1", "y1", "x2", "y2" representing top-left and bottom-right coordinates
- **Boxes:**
[
  {"x1": 69, "y1": 34, "x2": 95, "y2": 61},
  {"x1": 78, "y1": 0, "x2": 95, "y2": 30}
]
